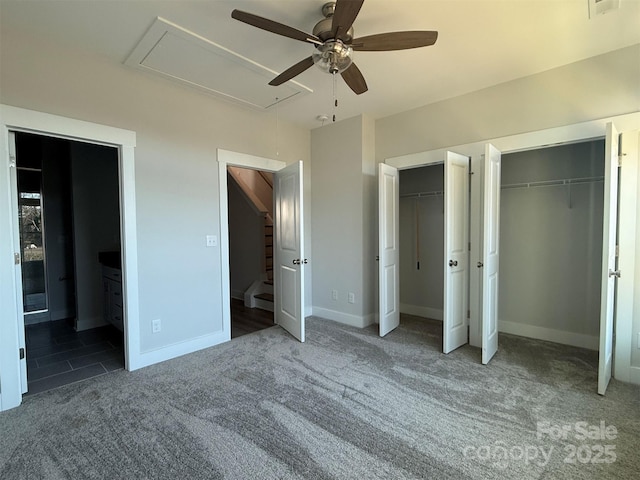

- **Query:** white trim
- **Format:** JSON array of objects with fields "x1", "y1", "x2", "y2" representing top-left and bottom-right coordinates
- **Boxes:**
[
  {"x1": 629, "y1": 366, "x2": 640, "y2": 385},
  {"x1": 0, "y1": 105, "x2": 136, "y2": 147},
  {"x1": 400, "y1": 303, "x2": 443, "y2": 321},
  {"x1": 386, "y1": 112, "x2": 640, "y2": 168},
  {"x1": 130, "y1": 331, "x2": 229, "y2": 370},
  {"x1": 312, "y1": 306, "x2": 375, "y2": 328},
  {"x1": 0, "y1": 105, "x2": 138, "y2": 411},
  {"x1": 386, "y1": 111, "x2": 640, "y2": 373},
  {"x1": 498, "y1": 319, "x2": 599, "y2": 351},
  {"x1": 119, "y1": 145, "x2": 141, "y2": 371},
  {"x1": 218, "y1": 149, "x2": 286, "y2": 171},
  {"x1": 217, "y1": 149, "x2": 285, "y2": 343}
]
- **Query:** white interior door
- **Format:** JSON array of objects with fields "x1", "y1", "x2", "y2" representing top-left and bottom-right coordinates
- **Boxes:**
[
  {"x1": 8, "y1": 132, "x2": 28, "y2": 393},
  {"x1": 443, "y1": 152, "x2": 469, "y2": 353},
  {"x1": 598, "y1": 123, "x2": 619, "y2": 395},
  {"x1": 274, "y1": 160, "x2": 305, "y2": 342},
  {"x1": 481, "y1": 144, "x2": 501, "y2": 364},
  {"x1": 378, "y1": 162, "x2": 399, "y2": 336}
]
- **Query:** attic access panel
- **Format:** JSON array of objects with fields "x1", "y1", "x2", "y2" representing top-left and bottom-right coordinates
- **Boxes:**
[{"x1": 125, "y1": 17, "x2": 312, "y2": 110}]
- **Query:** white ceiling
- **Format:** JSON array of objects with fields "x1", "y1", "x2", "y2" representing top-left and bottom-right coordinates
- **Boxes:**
[{"x1": 1, "y1": 0, "x2": 639, "y2": 130}]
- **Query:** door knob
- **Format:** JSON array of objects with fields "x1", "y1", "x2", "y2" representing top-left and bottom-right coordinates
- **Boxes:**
[
  {"x1": 477, "y1": 262, "x2": 483, "y2": 268},
  {"x1": 449, "y1": 260, "x2": 458, "y2": 267},
  {"x1": 292, "y1": 259, "x2": 300, "y2": 265},
  {"x1": 302, "y1": 259, "x2": 308, "y2": 264}
]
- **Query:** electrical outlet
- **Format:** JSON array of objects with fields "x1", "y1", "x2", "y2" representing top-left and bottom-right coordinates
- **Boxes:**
[
  {"x1": 152, "y1": 318, "x2": 161, "y2": 333},
  {"x1": 206, "y1": 235, "x2": 217, "y2": 247},
  {"x1": 348, "y1": 292, "x2": 355, "y2": 304},
  {"x1": 332, "y1": 289, "x2": 338, "y2": 301}
]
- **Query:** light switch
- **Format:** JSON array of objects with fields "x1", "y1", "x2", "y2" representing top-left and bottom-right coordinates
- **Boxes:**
[{"x1": 206, "y1": 235, "x2": 217, "y2": 247}]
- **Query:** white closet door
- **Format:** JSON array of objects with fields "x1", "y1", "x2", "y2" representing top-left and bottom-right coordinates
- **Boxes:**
[
  {"x1": 481, "y1": 144, "x2": 501, "y2": 364},
  {"x1": 274, "y1": 160, "x2": 305, "y2": 342},
  {"x1": 378, "y1": 162, "x2": 400, "y2": 337},
  {"x1": 443, "y1": 152, "x2": 469, "y2": 353},
  {"x1": 598, "y1": 123, "x2": 619, "y2": 395}
]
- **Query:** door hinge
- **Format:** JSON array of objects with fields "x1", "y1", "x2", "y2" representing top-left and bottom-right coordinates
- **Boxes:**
[
  {"x1": 615, "y1": 245, "x2": 619, "y2": 257},
  {"x1": 8, "y1": 134, "x2": 17, "y2": 168},
  {"x1": 467, "y1": 310, "x2": 470, "y2": 319},
  {"x1": 618, "y1": 153, "x2": 625, "y2": 167},
  {"x1": 468, "y1": 242, "x2": 471, "y2": 251},
  {"x1": 19, "y1": 348, "x2": 25, "y2": 360},
  {"x1": 14, "y1": 252, "x2": 20, "y2": 265}
]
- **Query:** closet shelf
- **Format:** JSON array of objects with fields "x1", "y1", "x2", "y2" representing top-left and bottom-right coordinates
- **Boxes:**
[{"x1": 501, "y1": 176, "x2": 604, "y2": 190}]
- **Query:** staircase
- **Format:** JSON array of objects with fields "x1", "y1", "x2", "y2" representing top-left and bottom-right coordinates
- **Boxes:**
[{"x1": 227, "y1": 166, "x2": 275, "y2": 311}]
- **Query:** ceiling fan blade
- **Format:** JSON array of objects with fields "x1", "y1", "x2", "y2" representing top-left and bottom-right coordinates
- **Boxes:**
[
  {"x1": 332, "y1": 0, "x2": 365, "y2": 40},
  {"x1": 232, "y1": 10, "x2": 320, "y2": 44},
  {"x1": 269, "y1": 56, "x2": 315, "y2": 86},
  {"x1": 352, "y1": 31, "x2": 438, "y2": 51},
  {"x1": 341, "y1": 63, "x2": 368, "y2": 95}
]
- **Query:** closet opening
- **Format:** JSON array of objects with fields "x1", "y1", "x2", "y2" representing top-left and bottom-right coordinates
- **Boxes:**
[
  {"x1": 499, "y1": 139, "x2": 605, "y2": 352},
  {"x1": 398, "y1": 163, "x2": 445, "y2": 348}
]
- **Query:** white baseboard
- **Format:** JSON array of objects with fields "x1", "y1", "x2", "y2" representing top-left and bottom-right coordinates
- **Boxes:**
[
  {"x1": 498, "y1": 319, "x2": 599, "y2": 351},
  {"x1": 130, "y1": 329, "x2": 230, "y2": 370},
  {"x1": 312, "y1": 307, "x2": 374, "y2": 328},
  {"x1": 75, "y1": 315, "x2": 108, "y2": 332},
  {"x1": 629, "y1": 366, "x2": 640, "y2": 385},
  {"x1": 400, "y1": 303, "x2": 443, "y2": 321}
]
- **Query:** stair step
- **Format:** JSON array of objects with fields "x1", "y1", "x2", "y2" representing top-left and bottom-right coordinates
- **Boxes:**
[
  {"x1": 264, "y1": 280, "x2": 273, "y2": 286},
  {"x1": 254, "y1": 293, "x2": 274, "y2": 303}
]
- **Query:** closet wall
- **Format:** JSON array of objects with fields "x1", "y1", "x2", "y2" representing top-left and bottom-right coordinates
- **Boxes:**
[
  {"x1": 399, "y1": 165, "x2": 444, "y2": 320},
  {"x1": 499, "y1": 140, "x2": 604, "y2": 348}
]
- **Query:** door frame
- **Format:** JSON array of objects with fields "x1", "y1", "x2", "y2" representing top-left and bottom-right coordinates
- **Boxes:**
[
  {"x1": 217, "y1": 149, "x2": 286, "y2": 340},
  {"x1": 0, "y1": 104, "x2": 139, "y2": 412},
  {"x1": 386, "y1": 112, "x2": 640, "y2": 373}
]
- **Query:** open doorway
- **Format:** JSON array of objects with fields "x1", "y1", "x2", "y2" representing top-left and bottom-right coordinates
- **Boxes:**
[
  {"x1": 227, "y1": 166, "x2": 275, "y2": 338},
  {"x1": 499, "y1": 140, "x2": 605, "y2": 349},
  {"x1": 379, "y1": 153, "x2": 469, "y2": 354},
  {"x1": 397, "y1": 164, "x2": 444, "y2": 349},
  {"x1": 14, "y1": 132, "x2": 124, "y2": 395}
]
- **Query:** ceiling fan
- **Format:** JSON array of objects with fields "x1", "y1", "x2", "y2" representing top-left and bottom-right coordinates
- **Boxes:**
[{"x1": 231, "y1": 0, "x2": 438, "y2": 95}]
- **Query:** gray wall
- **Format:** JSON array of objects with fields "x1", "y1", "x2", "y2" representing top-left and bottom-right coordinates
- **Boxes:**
[
  {"x1": 227, "y1": 176, "x2": 263, "y2": 299},
  {"x1": 376, "y1": 45, "x2": 640, "y2": 162},
  {"x1": 399, "y1": 165, "x2": 444, "y2": 318},
  {"x1": 499, "y1": 141, "x2": 604, "y2": 340},
  {"x1": 311, "y1": 115, "x2": 376, "y2": 325},
  {"x1": 0, "y1": 20, "x2": 309, "y2": 355},
  {"x1": 70, "y1": 142, "x2": 120, "y2": 330}
]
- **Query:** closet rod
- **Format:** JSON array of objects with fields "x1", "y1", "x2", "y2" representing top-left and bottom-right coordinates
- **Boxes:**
[
  {"x1": 400, "y1": 190, "x2": 444, "y2": 198},
  {"x1": 501, "y1": 176, "x2": 604, "y2": 190}
]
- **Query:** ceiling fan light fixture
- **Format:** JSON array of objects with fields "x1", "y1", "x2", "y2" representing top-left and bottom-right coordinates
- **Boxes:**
[{"x1": 312, "y1": 40, "x2": 353, "y2": 74}]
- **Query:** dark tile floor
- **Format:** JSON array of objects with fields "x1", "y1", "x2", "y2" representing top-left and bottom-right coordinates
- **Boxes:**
[
  {"x1": 25, "y1": 319, "x2": 124, "y2": 395},
  {"x1": 24, "y1": 302, "x2": 272, "y2": 395}
]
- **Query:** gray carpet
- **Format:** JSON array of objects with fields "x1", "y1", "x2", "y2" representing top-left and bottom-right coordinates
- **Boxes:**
[{"x1": 1, "y1": 315, "x2": 639, "y2": 479}]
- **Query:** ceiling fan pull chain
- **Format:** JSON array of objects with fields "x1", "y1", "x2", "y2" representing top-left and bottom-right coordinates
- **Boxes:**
[{"x1": 274, "y1": 97, "x2": 280, "y2": 157}]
